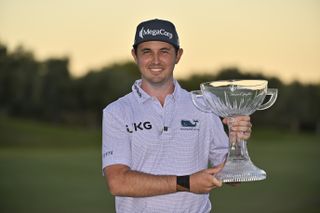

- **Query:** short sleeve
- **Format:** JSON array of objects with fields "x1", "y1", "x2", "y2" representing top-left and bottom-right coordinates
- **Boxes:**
[
  {"x1": 208, "y1": 115, "x2": 229, "y2": 167},
  {"x1": 102, "y1": 103, "x2": 132, "y2": 171}
]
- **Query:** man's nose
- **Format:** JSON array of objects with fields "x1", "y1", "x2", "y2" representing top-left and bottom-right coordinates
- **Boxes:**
[{"x1": 152, "y1": 53, "x2": 160, "y2": 64}]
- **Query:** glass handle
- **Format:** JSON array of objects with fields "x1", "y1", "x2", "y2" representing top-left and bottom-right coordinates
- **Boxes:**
[
  {"x1": 257, "y1": 88, "x2": 278, "y2": 110},
  {"x1": 190, "y1": 90, "x2": 212, "y2": 113}
]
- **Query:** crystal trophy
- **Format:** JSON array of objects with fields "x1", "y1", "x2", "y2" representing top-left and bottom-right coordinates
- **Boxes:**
[{"x1": 191, "y1": 80, "x2": 278, "y2": 182}]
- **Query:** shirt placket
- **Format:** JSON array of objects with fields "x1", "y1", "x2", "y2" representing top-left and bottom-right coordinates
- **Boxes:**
[
  {"x1": 161, "y1": 96, "x2": 174, "y2": 141},
  {"x1": 149, "y1": 96, "x2": 175, "y2": 140}
]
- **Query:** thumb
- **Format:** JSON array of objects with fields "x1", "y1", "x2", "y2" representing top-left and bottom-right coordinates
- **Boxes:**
[
  {"x1": 206, "y1": 163, "x2": 224, "y2": 175},
  {"x1": 206, "y1": 166, "x2": 222, "y2": 175},
  {"x1": 223, "y1": 117, "x2": 236, "y2": 125},
  {"x1": 206, "y1": 168, "x2": 219, "y2": 175},
  {"x1": 222, "y1": 118, "x2": 228, "y2": 125}
]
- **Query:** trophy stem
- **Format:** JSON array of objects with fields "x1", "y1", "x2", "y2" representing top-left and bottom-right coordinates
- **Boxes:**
[
  {"x1": 215, "y1": 117, "x2": 267, "y2": 183},
  {"x1": 227, "y1": 119, "x2": 249, "y2": 161},
  {"x1": 228, "y1": 140, "x2": 250, "y2": 161}
]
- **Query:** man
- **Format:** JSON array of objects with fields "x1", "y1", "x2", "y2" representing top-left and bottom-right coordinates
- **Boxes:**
[{"x1": 102, "y1": 18, "x2": 252, "y2": 212}]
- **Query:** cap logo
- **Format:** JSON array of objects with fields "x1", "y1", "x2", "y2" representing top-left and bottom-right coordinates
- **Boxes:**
[{"x1": 139, "y1": 27, "x2": 173, "y2": 40}]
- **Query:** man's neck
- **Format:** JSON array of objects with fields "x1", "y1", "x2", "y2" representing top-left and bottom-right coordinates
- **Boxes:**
[{"x1": 141, "y1": 79, "x2": 175, "y2": 106}]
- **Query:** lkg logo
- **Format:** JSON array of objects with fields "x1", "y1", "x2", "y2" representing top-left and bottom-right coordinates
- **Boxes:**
[{"x1": 126, "y1": 121, "x2": 152, "y2": 133}]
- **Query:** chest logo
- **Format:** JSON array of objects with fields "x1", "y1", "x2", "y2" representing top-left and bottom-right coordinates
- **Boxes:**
[
  {"x1": 181, "y1": 120, "x2": 199, "y2": 127},
  {"x1": 126, "y1": 121, "x2": 152, "y2": 133}
]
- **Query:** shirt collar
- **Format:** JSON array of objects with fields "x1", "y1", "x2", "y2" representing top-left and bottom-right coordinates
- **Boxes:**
[
  {"x1": 132, "y1": 79, "x2": 181, "y2": 104},
  {"x1": 171, "y1": 79, "x2": 181, "y2": 101},
  {"x1": 132, "y1": 79, "x2": 150, "y2": 103}
]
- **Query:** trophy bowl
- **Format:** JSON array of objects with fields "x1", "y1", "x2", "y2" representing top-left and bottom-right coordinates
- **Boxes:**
[{"x1": 191, "y1": 80, "x2": 278, "y2": 183}]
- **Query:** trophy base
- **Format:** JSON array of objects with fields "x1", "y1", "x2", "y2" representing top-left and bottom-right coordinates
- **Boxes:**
[{"x1": 215, "y1": 159, "x2": 266, "y2": 183}]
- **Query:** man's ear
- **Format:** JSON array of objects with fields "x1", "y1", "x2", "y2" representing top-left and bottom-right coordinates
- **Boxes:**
[
  {"x1": 175, "y1": 48, "x2": 183, "y2": 64},
  {"x1": 131, "y1": 49, "x2": 138, "y2": 63}
]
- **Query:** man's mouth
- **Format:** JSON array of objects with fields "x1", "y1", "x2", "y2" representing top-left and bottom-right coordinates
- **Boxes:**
[{"x1": 149, "y1": 67, "x2": 164, "y2": 72}]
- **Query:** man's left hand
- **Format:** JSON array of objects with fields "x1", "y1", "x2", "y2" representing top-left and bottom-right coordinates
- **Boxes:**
[{"x1": 222, "y1": 116, "x2": 252, "y2": 141}]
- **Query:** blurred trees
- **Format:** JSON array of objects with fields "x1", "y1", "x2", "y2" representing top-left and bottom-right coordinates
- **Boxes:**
[
  {"x1": 0, "y1": 44, "x2": 40, "y2": 117},
  {"x1": 0, "y1": 42, "x2": 319, "y2": 132}
]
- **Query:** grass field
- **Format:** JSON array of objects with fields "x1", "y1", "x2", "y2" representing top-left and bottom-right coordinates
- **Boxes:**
[{"x1": 0, "y1": 115, "x2": 319, "y2": 213}]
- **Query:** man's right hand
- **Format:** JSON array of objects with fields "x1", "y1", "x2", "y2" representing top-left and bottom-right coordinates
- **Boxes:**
[{"x1": 189, "y1": 163, "x2": 224, "y2": 194}]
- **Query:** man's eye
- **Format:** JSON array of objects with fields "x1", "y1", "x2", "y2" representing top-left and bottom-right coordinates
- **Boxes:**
[{"x1": 142, "y1": 50, "x2": 151, "y2": 54}]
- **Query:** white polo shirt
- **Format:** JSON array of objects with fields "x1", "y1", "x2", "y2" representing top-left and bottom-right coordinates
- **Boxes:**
[{"x1": 102, "y1": 79, "x2": 228, "y2": 213}]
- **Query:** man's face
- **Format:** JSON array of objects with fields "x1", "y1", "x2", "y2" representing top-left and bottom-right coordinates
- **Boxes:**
[{"x1": 132, "y1": 41, "x2": 183, "y2": 86}]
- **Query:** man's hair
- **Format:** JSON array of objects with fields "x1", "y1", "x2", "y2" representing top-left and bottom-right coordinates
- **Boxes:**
[{"x1": 133, "y1": 45, "x2": 180, "y2": 56}]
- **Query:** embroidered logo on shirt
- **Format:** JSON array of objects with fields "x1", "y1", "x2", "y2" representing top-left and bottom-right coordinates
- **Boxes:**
[
  {"x1": 126, "y1": 121, "x2": 152, "y2": 133},
  {"x1": 103, "y1": 151, "x2": 113, "y2": 158},
  {"x1": 181, "y1": 120, "x2": 199, "y2": 127},
  {"x1": 180, "y1": 119, "x2": 199, "y2": 131},
  {"x1": 134, "y1": 84, "x2": 142, "y2": 98}
]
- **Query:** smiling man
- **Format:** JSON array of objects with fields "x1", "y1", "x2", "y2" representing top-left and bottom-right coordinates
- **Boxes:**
[{"x1": 102, "y1": 18, "x2": 252, "y2": 213}]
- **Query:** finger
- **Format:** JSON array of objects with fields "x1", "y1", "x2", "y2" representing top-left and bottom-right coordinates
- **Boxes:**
[
  {"x1": 239, "y1": 120, "x2": 252, "y2": 127},
  {"x1": 225, "y1": 116, "x2": 251, "y2": 126},
  {"x1": 231, "y1": 125, "x2": 252, "y2": 133},
  {"x1": 206, "y1": 167, "x2": 221, "y2": 175},
  {"x1": 228, "y1": 122, "x2": 252, "y2": 132},
  {"x1": 223, "y1": 117, "x2": 235, "y2": 125},
  {"x1": 212, "y1": 176, "x2": 223, "y2": 187},
  {"x1": 234, "y1": 115, "x2": 250, "y2": 122},
  {"x1": 213, "y1": 162, "x2": 225, "y2": 171},
  {"x1": 223, "y1": 117, "x2": 236, "y2": 126},
  {"x1": 231, "y1": 120, "x2": 252, "y2": 128},
  {"x1": 237, "y1": 131, "x2": 251, "y2": 140},
  {"x1": 227, "y1": 116, "x2": 250, "y2": 125},
  {"x1": 222, "y1": 118, "x2": 228, "y2": 125},
  {"x1": 206, "y1": 164, "x2": 224, "y2": 175}
]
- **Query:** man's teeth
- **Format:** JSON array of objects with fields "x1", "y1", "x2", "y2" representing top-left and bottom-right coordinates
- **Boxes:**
[{"x1": 150, "y1": 68, "x2": 162, "y2": 72}]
